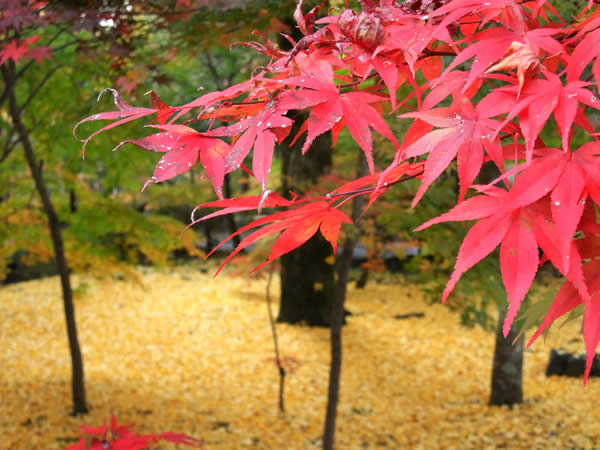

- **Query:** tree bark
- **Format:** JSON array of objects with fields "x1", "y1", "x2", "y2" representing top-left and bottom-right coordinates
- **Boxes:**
[
  {"x1": 278, "y1": 233, "x2": 336, "y2": 326},
  {"x1": 355, "y1": 267, "x2": 369, "y2": 289},
  {"x1": 277, "y1": 116, "x2": 336, "y2": 326},
  {"x1": 490, "y1": 307, "x2": 524, "y2": 407},
  {"x1": 3, "y1": 62, "x2": 88, "y2": 414}
]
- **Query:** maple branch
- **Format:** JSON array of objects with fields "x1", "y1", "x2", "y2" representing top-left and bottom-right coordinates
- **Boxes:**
[
  {"x1": 0, "y1": 87, "x2": 7, "y2": 111},
  {"x1": 0, "y1": 128, "x2": 17, "y2": 164},
  {"x1": 47, "y1": 39, "x2": 79, "y2": 54},
  {"x1": 476, "y1": 12, "x2": 514, "y2": 32},
  {"x1": 339, "y1": 71, "x2": 378, "y2": 89},
  {"x1": 422, "y1": 49, "x2": 457, "y2": 58},
  {"x1": 17, "y1": 65, "x2": 63, "y2": 116},
  {"x1": 201, "y1": 51, "x2": 225, "y2": 90},
  {"x1": 326, "y1": 172, "x2": 423, "y2": 200},
  {"x1": 14, "y1": 27, "x2": 69, "y2": 81}
]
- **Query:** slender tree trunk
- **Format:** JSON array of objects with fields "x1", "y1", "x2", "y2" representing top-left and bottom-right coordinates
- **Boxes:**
[
  {"x1": 223, "y1": 173, "x2": 241, "y2": 249},
  {"x1": 69, "y1": 188, "x2": 78, "y2": 213},
  {"x1": 322, "y1": 238, "x2": 353, "y2": 450},
  {"x1": 322, "y1": 153, "x2": 368, "y2": 450},
  {"x1": 476, "y1": 165, "x2": 524, "y2": 407},
  {"x1": 490, "y1": 307, "x2": 524, "y2": 406},
  {"x1": 355, "y1": 267, "x2": 369, "y2": 289},
  {"x1": 3, "y1": 62, "x2": 88, "y2": 414}
]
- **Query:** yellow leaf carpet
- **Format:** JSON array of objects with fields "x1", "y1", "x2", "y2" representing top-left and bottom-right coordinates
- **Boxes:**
[{"x1": 1, "y1": 267, "x2": 599, "y2": 449}]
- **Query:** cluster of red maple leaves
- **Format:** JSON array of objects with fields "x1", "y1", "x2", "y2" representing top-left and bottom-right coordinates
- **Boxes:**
[
  {"x1": 0, "y1": 1, "x2": 52, "y2": 65},
  {"x1": 76, "y1": 0, "x2": 600, "y2": 380},
  {"x1": 66, "y1": 415, "x2": 203, "y2": 450}
]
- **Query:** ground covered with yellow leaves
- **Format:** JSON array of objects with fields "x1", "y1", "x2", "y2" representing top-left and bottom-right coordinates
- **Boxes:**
[{"x1": 1, "y1": 266, "x2": 599, "y2": 449}]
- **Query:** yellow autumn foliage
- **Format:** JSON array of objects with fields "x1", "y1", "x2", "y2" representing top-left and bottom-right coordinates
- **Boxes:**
[{"x1": 0, "y1": 267, "x2": 598, "y2": 449}]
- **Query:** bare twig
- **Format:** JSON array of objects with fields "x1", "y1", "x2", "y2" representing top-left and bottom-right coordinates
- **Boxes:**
[
  {"x1": 18, "y1": 65, "x2": 63, "y2": 116},
  {"x1": 0, "y1": 128, "x2": 17, "y2": 163},
  {"x1": 202, "y1": 52, "x2": 225, "y2": 90},
  {"x1": 265, "y1": 266, "x2": 286, "y2": 413}
]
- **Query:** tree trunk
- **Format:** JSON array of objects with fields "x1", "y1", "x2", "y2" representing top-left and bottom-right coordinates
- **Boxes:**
[
  {"x1": 322, "y1": 238, "x2": 354, "y2": 450},
  {"x1": 69, "y1": 188, "x2": 78, "y2": 213},
  {"x1": 355, "y1": 267, "x2": 369, "y2": 289},
  {"x1": 278, "y1": 233, "x2": 336, "y2": 326},
  {"x1": 476, "y1": 165, "x2": 524, "y2": 406},
  {"x1": 3, "y1": 62, "x2": 88, "y2": 414},
  {"x1": 490, "y1": 307, "x2": 524, "y2": 407},
  {"x1": 322, "y1": 152, "x2": 367, "y2": 450},
  {"x1": 274, "y1": 13, "x2": 337, "y2": 326},
  {"x1": 277, "y1": 116, "x2": 336, "y2": 326}
]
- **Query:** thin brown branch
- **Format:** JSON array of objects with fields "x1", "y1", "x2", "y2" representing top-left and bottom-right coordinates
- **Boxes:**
[
  {"x1": 18, "y1": 65, "x2": 63, "y2": 116},
  {"x1": 14, "y1": 27, "x2": 68, "y2": 80},
  {"x1": 202, "y1": 52, "x2": 225, "y2": 91},
  {"x1": 326, "y1": 171, "x2": 424, "y2": 199},
  {"x1": 0, "y1": 128, "x2": 17, "y2": 164},
  {"x1": 265, "y1": 266, "x2": 286, "y2": 413},
  {"x1": 0, "y1": 87, "x2": 8, "y2": 110}
]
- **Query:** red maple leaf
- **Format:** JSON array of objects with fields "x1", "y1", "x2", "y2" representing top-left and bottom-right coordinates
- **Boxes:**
[
  {"x1": 416, "y1": 148, "x2": 590, "y2": 336},
  {"x1": 482, "y1": 72, "x2": 600, "y2": 159},
  {"x1": 0, "y1": 39, "x2": 29, "y2": 64},
  {"x1": 191, "y1": 195, "x2": 351, "y2": 275},
  {"x1": 26, "y1": 44, "x2": 51, "y2": 63},
  {"x1": 567, "y1": 17, "x2": 600, "y2": 92},
  {"x1": 273, "y1": 66, "x2": 399, "y2": 173},
  {"x1": 74, "y1": 89, "x2": 159, "y2": 156},
  {"x1": 204, "y1": 105, "x2": 293, "y2": 191},
  {"x1": 399, "y1": 93, "x2": 503, "y2": 205},
  {"x1": 113, "y1": 124, "x2": 230, "y2": 196},
  {"x1": 67, "y1": 415, "x2": 204, "y2": 450},
  {"x1": 441, "y1": 25, "x2": 562, "y2": 93}
]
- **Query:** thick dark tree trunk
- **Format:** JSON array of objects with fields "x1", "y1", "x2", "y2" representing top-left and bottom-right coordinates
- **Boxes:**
[
  {"x1": 278, "y1": 233, "x2": 336, "y2": 326},
  {"x1": 274, "y1": 14, "x2": 337, "y2": 326},
  {"x1": 490, "y1": 307, "x2": 524, "y2": 406},
  {"x1": 3, "y1": 62, "x2": 88, "y2": 414},
  {"x1": 277, "y1": 116, "x2": 336, "y2": 326}
]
